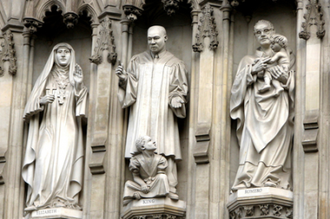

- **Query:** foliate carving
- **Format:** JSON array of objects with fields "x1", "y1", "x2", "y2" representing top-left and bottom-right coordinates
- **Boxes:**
[
  {"x1": 299, "y1": 0, "x2": 325, "y2": 40},
  {"x1": 89, "y1": 17, "x2": 117, "y2": 65},
  {"x1": 23, "y1": 18, "x2": 43, "y2": 34},
  {"x1": 192, "y1": 5, "x2": 218, "y2": 52},
  {"x1": 273, "y1": 204, "x2": 283, "y2": 216},
  {"x1": 0, "y1": 30, "x2": 17, "y2": 76},
  {"x1": 122, "y1": 0, "x2": 145, "y2": 21},
  {"x1": 131, "y1": 215, "x2": 184, "y2": 219},
  {"x1": 259, "y1": 204, "x2": 269, "y2": 215},
  {"x1": 63, "y1": 12, "x2": 79, "y2": 29},
  {"x1": 229, "y1": 204, "x2": 292, "y2": 218},
  {"x1": 244, "y1": 206, "x2": 254, "y2": 216},
  {"x1": 161, "y1": 0, "x2": 182, "y2": 16}
]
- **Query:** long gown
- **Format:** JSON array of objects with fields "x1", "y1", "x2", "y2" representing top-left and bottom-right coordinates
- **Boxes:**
[
  {"x1": 230, "y1": 49, "x2": 294, "y2": 190},
  {"x1": 22, "y1": 43, "x2": 87, "y2": 211}
]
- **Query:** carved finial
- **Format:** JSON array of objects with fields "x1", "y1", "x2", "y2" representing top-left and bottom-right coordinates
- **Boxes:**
[
  {"x1": 89, "y1": 17, "x2": 117, "y2": 65},
  {"x1": 192, "y1": 5, "x2": 218, "y2": 52},
  {"x1": 299, "y1": 0, "x2": 326, "y2": 40},
  {"x1": 63, "y1": 12, "x2": 79, "y2": 29},
  {"x1": 0, "y1": 30, "x2": 17, "y2": 76}
]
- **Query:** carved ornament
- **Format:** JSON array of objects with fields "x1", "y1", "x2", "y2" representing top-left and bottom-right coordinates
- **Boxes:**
[
  {"x1": 299, "y1": 0, "x2": 325, "y2": 40},
  {"x1": 161, "y1": 0, "x2": 183, "y2": 16},
  {"x1": 0, "y1": 30, "x2": 17, "y2": 76},
  {"x1": 192, "y1": 5, "x2": 218, "y2": 53},
  {"x1": 229, "y1": 204, "x2": 292, "y2": 219},
  {"x1": 131, "y1": 215, "x2": 185, "y2": 219},
  {"x1": 23, "y1": 18, "x2": 43, "y2": 34},
  {"x1": 89, "y1": 17, "x2": 117, "y2": 65},
  {"x1": 63, "y1": 12, "x2": 79, "y2": 29},
  {"x1": 122, "y1": 0, "x2": 145, "y2": 21}
]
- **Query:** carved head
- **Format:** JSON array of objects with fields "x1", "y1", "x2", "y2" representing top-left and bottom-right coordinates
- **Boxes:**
[
  {"x1": 55, "y1": 46, "x2": 71, "y2": 67},
  {"x1": 136, "y1": 135, "x2": 157, "y2": 152},
  {"x1": 147, "y1": 26, "x2": 168, "y2": 55},
  {"x1": 270, "y1": 34, "x2": 288, "y2": 52},
  {"x1": 254, "y1": 20, "x2": 275, "y2": 47}
]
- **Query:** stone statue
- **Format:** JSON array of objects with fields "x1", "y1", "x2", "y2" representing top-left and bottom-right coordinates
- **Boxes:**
[
  {"x1": 116, "y1": 25, "x2": 188, "y2": 198},
  {"x1": 123, "y1": 136, "x2": 175, "y2": 205},
  {"x1": 22, "y1": 43, "x2": 88, "y2": 212},
  {"x1": 230, "y1": 20, "x2": 295, "y2": 191}
]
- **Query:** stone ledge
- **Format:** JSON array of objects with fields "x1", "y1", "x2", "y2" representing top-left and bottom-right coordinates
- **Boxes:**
[
  {"x1": 122, "y1": 197, "x2": 186, "y2": 219},
  {"x1": 227, "y1": 188, "x2": 293, "y2": 219},
  {"x1": 31, "y1": 208, "x2": 82, "y2": 219}
]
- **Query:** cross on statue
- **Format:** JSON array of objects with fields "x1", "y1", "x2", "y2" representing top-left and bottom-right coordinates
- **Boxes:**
[{"x1": 46, "y1": 83, "x2": 57, "y2": 96}]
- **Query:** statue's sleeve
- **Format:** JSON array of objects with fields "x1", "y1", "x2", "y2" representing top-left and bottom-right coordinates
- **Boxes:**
[
  {"x1": 157, "y1": 156, "x2": 168, "y2": 173},
  {"x1": 168, "y1": 62, "x2": 188, "y2": 118},
  {"x1": 118, "y1": 57, "x2": 138, "y2": 109},
  {"x1": 230, "y1": 55, "x2": 255, "y2": 144},
  {"x1": 75, "y1": 86, "x2": 88, "y2": 117},
  {"x1": 129, "y1": 156, "x2": 140, "y2": 174}
]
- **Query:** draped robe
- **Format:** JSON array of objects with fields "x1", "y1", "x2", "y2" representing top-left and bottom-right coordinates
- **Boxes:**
[
  {"x1": 230, "y1": 49, "x2": 294, "y2": 190},
  {"x1": 118, "y1": 51, "x2": 188, "y2": 160},
  {"x1": 22, "y1": 43, "x2": 87, "y2": 211}
]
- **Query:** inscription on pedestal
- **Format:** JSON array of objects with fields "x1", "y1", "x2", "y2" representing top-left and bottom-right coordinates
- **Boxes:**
[
  {"x1": 142, "y1": 199, "x2": 156, "y2": 205},
  {"x1": 34, "y1": 209, "x2": 58, "y2": 216},
  {"x1": 244, "y1": 188, "x2": 263, "y2": 194}
]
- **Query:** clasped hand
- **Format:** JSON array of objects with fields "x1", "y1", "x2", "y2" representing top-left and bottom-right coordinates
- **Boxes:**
[{"x1": 40, "y1": 94, "x2": 55, "y2": 105}]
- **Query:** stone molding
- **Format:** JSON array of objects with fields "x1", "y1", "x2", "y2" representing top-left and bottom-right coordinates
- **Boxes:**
[
  {"x1": 89, "y1": 17, "x2": 117, "y2": 65},
  {"x1": 192, "y1": 4, "x2": 218, "y2": 52},
  {"x1": 23, "y1": 18, "x2": 43, "y2": 34},
  {"x1": 299, "y1": 0, "x2": 326, "y2": 40},
  {"x1": 0, "y1": 30, "x2": 17, "y2": 76}
]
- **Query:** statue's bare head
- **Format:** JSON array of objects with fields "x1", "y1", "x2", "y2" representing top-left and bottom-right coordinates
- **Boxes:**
[
  {"x1": 136, "y1": 135, "x2": 157, "y2": 153},
  {"x1": 147, "y1": 25, "x2": 168, "y2": 55},
  {"x1": 254, "y1": 20, "x2": 275, "y2": 47}
]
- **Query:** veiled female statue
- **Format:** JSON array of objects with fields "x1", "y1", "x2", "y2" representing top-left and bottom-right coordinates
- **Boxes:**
[
  {"x1": 22, "y1": 43, "x2": 88, "y2": 212},
  {"x1": 230, "y1": 20, "x2": 295, "y2": 191}
]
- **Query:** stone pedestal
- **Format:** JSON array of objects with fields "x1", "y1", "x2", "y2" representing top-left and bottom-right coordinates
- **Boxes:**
[
  {"x1": 122, "y1": 197, "x2": 186, "y2": 219},
  {"x1": 30, "y1": 208, "x2": 82, "y2": 219},
  {"x1": 227, "y1": 187, "x2": 293, "y2": 219}
]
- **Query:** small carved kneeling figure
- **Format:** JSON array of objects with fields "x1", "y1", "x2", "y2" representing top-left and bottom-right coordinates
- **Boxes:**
[{"x1": 123, "y1": 136, "x2": 179, "y2": 206}]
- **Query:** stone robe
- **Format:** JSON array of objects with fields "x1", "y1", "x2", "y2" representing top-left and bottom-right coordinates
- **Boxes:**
[
  {"x1": 230, "y1": 49, "x2": 294, "y2": 190},
  {"x1": 123, "y1": 154, "x2": 169, "y2": 199},
  {"x1": 119, "y1": 51, "x2": 188, "y2": 160},
  {"x1": 22, "y1": 43, "x2": 87, "y2": 211}
]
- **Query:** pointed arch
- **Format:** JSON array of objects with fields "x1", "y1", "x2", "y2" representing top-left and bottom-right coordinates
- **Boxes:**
[
  {"x1": 78, "y1": 3, "x2": 99, "y2": 24},
  {"x1": 36, "y1": 0, "x2": 66, "y2": 21}
]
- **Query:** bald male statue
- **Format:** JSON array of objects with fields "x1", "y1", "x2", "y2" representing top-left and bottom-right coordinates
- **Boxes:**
[{"x1": 116, "y1": 26, "x2": 188, "y2": 199}]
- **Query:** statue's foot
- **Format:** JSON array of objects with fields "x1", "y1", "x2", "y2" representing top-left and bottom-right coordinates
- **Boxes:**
[
  {"x1": 259, "y1": 84, "x2": 271, "y2": 93},
  {"x1": 168, "y1": 192, "x2": 179, "y2": 201},
  {"x1": 264, "y1": 181, "x2": 277, "y2": 187},
  {"x1": 133, "y1": 193, "x2": 141, "y2": 200},
  {"x1": 24, "y1": 205, "x2": 37, "y2": 212}
]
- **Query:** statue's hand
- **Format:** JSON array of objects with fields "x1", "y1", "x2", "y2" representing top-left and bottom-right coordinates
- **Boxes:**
[
  {"x1": 141, "y1": 185, "x2": 150, "y2": 194},
  {"x1": 171, "y1": 96, "x2": 184, "y2": 109},
  {"x1": 115, "y1": 64, "x2": 127, "y2": 81},
  {"x1": 251, "y1": 57, "x2": 270, "y2": 74},
  {"x1": 270, "y1": 65, "x2": 288, "y2": 84},
  {"x1": 40, "y1": 94, "x2": 55, "y2": 105},
  {"x1": 74, "y1": 65, "x2": 84, "y2": 90}
]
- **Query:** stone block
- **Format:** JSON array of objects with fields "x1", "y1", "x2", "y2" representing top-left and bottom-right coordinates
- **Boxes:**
[
  {"x1": 227, "y1": 187, "x2": 293, "y2": 219},
  {"x1": 122, "y1": 197, "x2": 186, "y2": 219}
]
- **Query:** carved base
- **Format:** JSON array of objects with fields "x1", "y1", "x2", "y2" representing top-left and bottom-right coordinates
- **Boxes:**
[
  {"x1": 227, "y1": 187, "x2": 293, "y2": 219},
  {"x1": 30, "y1": 208, "x2": 82, "y2": 219},
  {"x1": 122, "y1": 197, "x2": 186, "y2": 219}
]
